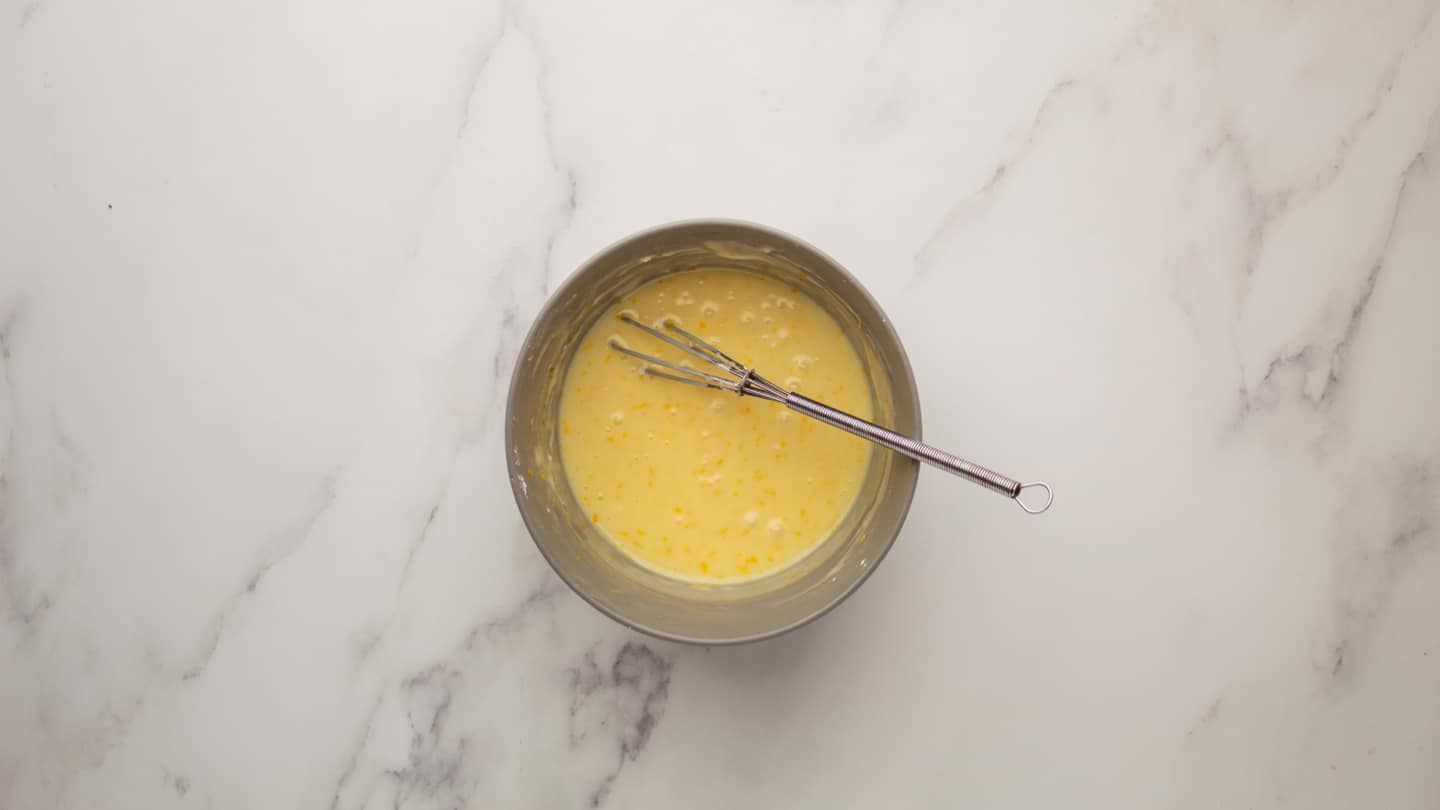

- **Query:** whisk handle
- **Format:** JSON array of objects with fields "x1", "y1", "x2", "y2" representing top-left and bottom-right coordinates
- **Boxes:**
[{"x1": 784, "y1": 393, "x2": 1052, "y2": 514}]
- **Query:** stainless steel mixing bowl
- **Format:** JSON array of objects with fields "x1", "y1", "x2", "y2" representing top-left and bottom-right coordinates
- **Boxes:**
[{"x1": 505, "y1": 220, "x2": 921, "y2": 644}]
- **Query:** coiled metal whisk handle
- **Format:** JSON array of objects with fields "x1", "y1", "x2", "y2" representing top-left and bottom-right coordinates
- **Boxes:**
[
  {"x1": 786, "y1": 393, "x2": 1053, "y2": 514},
  {"x1": 611, "y1": 314, "x2": 1052, "y2": 515}
]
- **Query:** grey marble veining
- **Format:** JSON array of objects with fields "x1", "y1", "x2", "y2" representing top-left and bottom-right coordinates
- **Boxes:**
[{"x1": 3, "y1": 0, "x2": 1439, "y2": 807}]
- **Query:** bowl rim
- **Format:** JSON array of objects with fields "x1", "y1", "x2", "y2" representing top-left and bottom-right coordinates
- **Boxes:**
[{"x1": 504, "y1": 218, "x2": 922, "y2": 644}]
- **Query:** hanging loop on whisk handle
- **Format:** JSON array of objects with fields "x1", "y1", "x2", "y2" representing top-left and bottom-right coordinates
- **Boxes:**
[{"x1": 784, "y1": 393, "x2": 1052, "y2": 514}]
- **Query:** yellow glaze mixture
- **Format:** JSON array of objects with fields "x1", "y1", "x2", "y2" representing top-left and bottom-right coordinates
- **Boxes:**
[{"x1": 558, "y1": 269, "x2": 873, "y2": 582}]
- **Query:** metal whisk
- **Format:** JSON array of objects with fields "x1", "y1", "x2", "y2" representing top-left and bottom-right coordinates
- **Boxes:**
[{"x1": 609, "y1": 315, "x2": 1053, "y2": 515}]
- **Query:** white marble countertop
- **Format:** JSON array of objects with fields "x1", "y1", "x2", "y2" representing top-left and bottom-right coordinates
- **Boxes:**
[{"x1": 5, "y1": 1, "x2": 1440, "y2": 807}]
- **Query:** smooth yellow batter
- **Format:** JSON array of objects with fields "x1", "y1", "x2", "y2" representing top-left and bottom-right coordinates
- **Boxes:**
[{"x1": 558, "y1": 269, "x2": 873, "y2": 582}]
